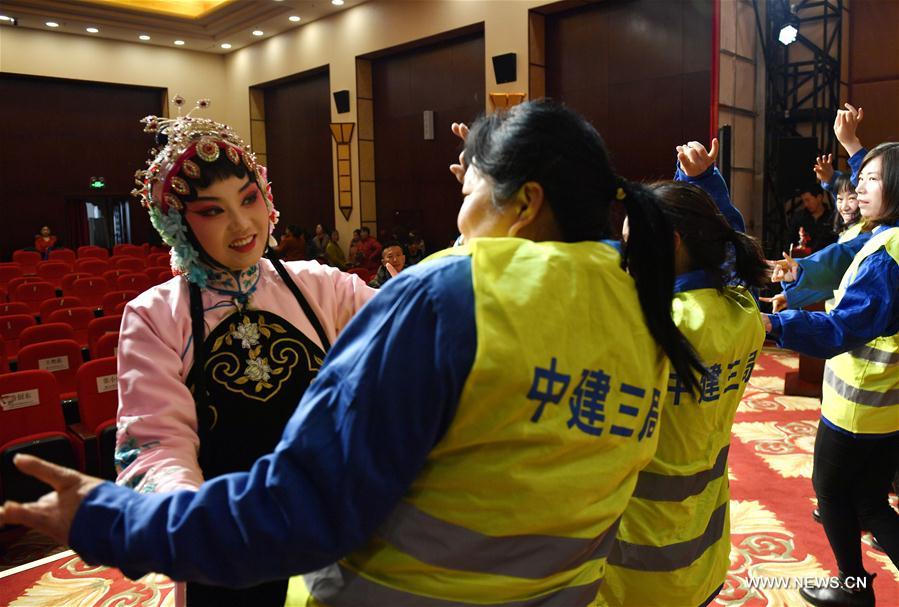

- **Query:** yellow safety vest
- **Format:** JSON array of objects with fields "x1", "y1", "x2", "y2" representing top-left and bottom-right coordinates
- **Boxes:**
[
  {"x1": 307, "y1": 238, "x2": 670, "y2": 606},
  {"x1": 601, "y1": 284, "x2": 764, "y2": 607},
  {"x1": 822, "y1": 227, "x2": 899, "y2": 435}
]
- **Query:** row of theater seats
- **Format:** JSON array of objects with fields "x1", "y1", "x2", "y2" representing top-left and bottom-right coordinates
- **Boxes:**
[
  {"x1": 0, "y1": 361, "x2": 119, "y2": 504},
  {"x1": 1, "y1": 313, "x2": 121, "y2": 371},
  {"x1": 9, "y1": 244, "x2": 168, "y2": 272}
]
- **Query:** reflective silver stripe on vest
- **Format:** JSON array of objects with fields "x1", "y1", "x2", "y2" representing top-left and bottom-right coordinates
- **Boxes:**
[
  {"x1": 607, "y1": 502, "x2": 727, "y2": 572},
  {"x1": 848, "y1": 345, "x2": 899, "y2": 365},
  {"x1": 824, "y1": 366, "x2": 899, "y2": 407},
  {"x1": 375, "y1": 501, "x2": 620, "y2": 580},
  {"x1": 632, "y1": 445, "x2": 729, "y2": 501},
  {"x1": 308, "y1": 563, "x2": 602, "y2": 607}
]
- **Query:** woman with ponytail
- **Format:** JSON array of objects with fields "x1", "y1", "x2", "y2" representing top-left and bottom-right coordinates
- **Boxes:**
[
  {"x1": 3, "y1": 100, "x2": 701, "y2": 607},
  {"x1": 604, "y1": 139, "x2": 768, "y2": 607}
]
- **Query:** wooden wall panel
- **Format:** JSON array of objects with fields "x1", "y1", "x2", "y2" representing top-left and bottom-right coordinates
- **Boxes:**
[
  {"x1": 545, "y1": 0, "x2": 713, "y2": 181},
  {"x1": 263, "y1": 69, "x2": 334, "y2": 235},
  {"x1": 849, "y1": 4, "x2": 899, "y2": 147},
  {"x1": 0, "y1": 75, "x2": 162, "y2": 259},
  {"x1": 372, "y1": 33, "x2": 484, "y2": 249}
]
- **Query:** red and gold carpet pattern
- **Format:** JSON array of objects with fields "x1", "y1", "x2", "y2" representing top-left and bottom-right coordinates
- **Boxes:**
[{"x1": 1, "y1": 349, "x2": 896, "y2": 606}]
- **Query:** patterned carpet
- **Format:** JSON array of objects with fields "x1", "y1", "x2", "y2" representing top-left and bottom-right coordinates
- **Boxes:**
[{"x1": 1, "y1": 348, "x2": 896, "y2": 606}]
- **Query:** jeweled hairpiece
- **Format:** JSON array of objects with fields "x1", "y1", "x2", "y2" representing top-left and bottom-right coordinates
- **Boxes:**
[
  {"x1": 132, "y1": 97, "x2": 264, "y2": 214},
  {"x1": 132, "y1": 97, "x2": 279, "y2": 287}
]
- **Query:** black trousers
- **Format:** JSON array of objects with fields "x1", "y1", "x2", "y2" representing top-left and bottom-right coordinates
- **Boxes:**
[
  {"x1": 186, "y1": 579, "x2": 289, "y2": 607},
  {"x1": 812, "y1": 421, "x2": 899, "y2": 576}
]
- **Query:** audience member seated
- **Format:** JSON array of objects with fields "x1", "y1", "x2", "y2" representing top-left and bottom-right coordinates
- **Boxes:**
[
  {"x1": 325, "y1": 229, "x2": 347, "y2": 269},
  {"x1": 788, "y1": 184, "x2": 837, "y2": 255},
  {"x1": 406, "y1": 230, "x2": 426, "y2": 265},
  {"x1": 272, "y1": 225, "x2": 307, "y2": 262},
  {"x1": 34, "y1": 225, "x2": 58, "y2": 259},
  {"x1": 309, "y1": 223, "x2": 330, "y2": 261},
  {"x1": 355, "y1": 226, "x2": 382, "y2": 274},
  {"x1": 367, "y1": 241, "x2": 405, "y2": 289}
]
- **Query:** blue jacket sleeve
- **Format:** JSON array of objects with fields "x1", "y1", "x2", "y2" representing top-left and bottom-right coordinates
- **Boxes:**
[
  {"x1": 821, "y1": 169, "x2": 843, "y2": 192},
  {"x1": 68, "y1": 256, "x2": 477, "y2": 586},
  {"x1": 847, "y1": 147, "x2": 867, "y2": 186},
  {"x1": 675, "y1": 164, "x2": 745, "y2": 232},
  {"x1": 770, "y1": 248, "x2": 899, "y2": 358},
  {"x1": 782, "y1": 231, "x2": 872, "y2": 308}
]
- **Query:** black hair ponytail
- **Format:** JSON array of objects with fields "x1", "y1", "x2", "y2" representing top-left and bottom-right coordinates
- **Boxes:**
[
  {"x1": 620, "y1": 180, "x2": 707, "y2": 395},
  {"x1": 729, "y1": 230, "x2": 771, "y2": 288}
]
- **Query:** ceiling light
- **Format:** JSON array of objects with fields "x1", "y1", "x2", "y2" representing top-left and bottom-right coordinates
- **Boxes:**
[
  {"x1": 45, "y1": 21, "x2": 60, "y2": 28},
  {"x1": 252, "y1": 30, "x2": 264, "y2": 36},
  {"x1": 139, "y1": 34, "x2": 150, "y2": 40},
  {"x1": 288, "y1": 15, "x2": 301, "y2": 22},
  {"x1": 86, "y1": 27, "x2": 99, "y2": 33},
  {"x1": 778, "y1": 14, "x2": 799, "y2": 45},
  {"x1": 220, "y1": 43, "x2": 232, "y2": 49},
  {"x1": 0, "y1": 15, "x2": 12, "y2": 21},
  {"x1": 331, "y1": 0, "x2": 345, "y2": 5},
  {"x1": 174, "y1": 40, "x2": 185, "y2": 46}
]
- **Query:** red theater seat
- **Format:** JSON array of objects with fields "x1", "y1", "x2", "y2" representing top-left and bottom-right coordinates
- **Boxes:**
[
  {"x1": 46, "y1": 307, "x2": 95, "y2": 347},
  {"x1": 38, "y1": 296, "x2": 83, "y2": 321},
  {"x1": 11, "y1": 281, "x2": 56, "y2": 315},
  {"x1": 77, "y1": 246, "x2": 109, "y2": 259},
  {"x1": 75, "y1": 357, "x2": 119, "y2": 479},
  {"x1": 16, "y1": 339, "x2": 84, "y2": 399},
  {"x1": 18, "y1": 323, "x2": 76, "y2": 349}
]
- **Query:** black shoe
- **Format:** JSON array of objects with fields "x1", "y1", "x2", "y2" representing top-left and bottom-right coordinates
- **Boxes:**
[
  {"x1": 813, "y1": 508, "x2": 822, "y2": 524},
  {"x1": 799, "y1": 572, "x2": 875, "y2": 607}
]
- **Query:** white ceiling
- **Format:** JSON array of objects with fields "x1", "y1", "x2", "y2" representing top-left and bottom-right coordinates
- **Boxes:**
[{"x1": 0, "y1": 0, "x2": 366, "y2": 54}]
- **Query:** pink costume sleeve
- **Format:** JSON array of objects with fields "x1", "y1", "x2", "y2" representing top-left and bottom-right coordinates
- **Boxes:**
[{"x1": 113, "y1": 261, "x2": 375, "y2": 495}]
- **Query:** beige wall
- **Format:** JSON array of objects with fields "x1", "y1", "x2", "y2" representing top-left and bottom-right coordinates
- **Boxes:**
[
  {"x1": 0, "y1": 27, "x2": 229, "y2": 122},
  {"x1": 224, "y1": 0, "x2": 545, "y2": 244}
]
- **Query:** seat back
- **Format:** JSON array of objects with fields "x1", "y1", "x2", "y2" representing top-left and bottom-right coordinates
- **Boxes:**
[
  {"x1": 37, "y1": 260, "x2": 73, "y2": 278},
  {"x1": 100, "y1": 290, "x2": 137, "y2": 313},
  {"x1": 147, "y1": 252, "x2": 170, "y2": 267},
  {"x1": 74, "y1": 258, "x2": 111, "y2": 275},
  {"x1": 19, "y1": 323, "x2": 76, "y2": 349},
  {"x1": 1, "y1": 437, "x2": 80, "y2": 502},
  {"x1": 113, "y1": 257, "x2": 145, "y2": 272},
  {"x1": 11, "y1": 281, "x2": 56, "y2": 314},
  {"x1": 112, "y1": 244, "x2": 147, "y2": 258},
  {"x1": 77, "y1": 246, "x2": 109, "y2": 259},
  {"x1": 102, "y1": 269, "x2": 129, "y2": 284},
  {"x1": 76, "y1": 357, "x2": 118, "y2": 432},
  {"x1": 93, "y1": 332, "x2": 120, "y2": 359},
  {"x1": 70, "y1": 277, "x2": 110, "y2": 308},
  {"x1": 12, "y1": 250, "x2": 41, "y2": 273},
  {"x1": 0, "y1": 264, "x2": 23, "y2": 286},
  {"x1": 16, "y1": 339, "x2": 84, "y2": 396},
  {"x1": 87, "y1": 315, "x2": 122, "y2": 356},
  {"x1": 117, "y1": 272, "x2": 153, "y2": 292},
  {"x1": 61, "y1": 272, "x2": 92, "y2": 293},
  {"x1": 0, "y1": 313, "x2": 37, "y2": 360},
  {"x1": 48, "y1": 248, "x2": 77, "y2": 265},
  {"x1": 38, "y1": 296, "x2": 83, "y2": 321},
  {"x1": 46, "y1": 307, "x2": 95, "y2": 347},
  {"x1": 0, "y1": 370, "x2": 65, "y2": 446},
  {"x1": 0, "y1": 301, "x2": 30, "y2": 316}
]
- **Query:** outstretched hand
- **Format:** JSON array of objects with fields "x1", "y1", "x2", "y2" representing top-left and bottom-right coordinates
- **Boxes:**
[
  {"x1": 768, "y1": 252, "x2": 798, "y2": 282},
  {"x1": 834, "y1": 103, "x2": 864, "y2": 156},
  {"x1": 0, "y1": 454, "x2": 103, "y2": 545},
  {"x1": 449, "y1": 122, "x2": 470, "y2": 184},
  {"x1": 676, "y1": 139, "x2": 719, "y2": 177},
  {"x1": 813, "y1": 154, "x2": 834, "y2": 184},
  {"x1": 759, "y1": 293, "x2": 788, "y2": 313}
]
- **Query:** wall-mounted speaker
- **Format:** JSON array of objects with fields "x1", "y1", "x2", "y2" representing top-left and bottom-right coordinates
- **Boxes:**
[
  {"x1": 333, "y1": 90, "x2": 350, "y2": 114},
  {"x1": 492, "y1": 53, "x2": 517, "y2": 84}
]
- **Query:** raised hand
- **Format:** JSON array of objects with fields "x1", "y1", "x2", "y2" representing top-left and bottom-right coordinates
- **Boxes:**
[
  {"x1": 768, "y1": 252, "x2": 799, "y2": 282},
  {"x1": 449, "y1": 122, "x2": 470, "y2": 184},
  {"x1": 833, "y1": 103, "x2": 864, "y2": 156},
  {"x1": 759, "y1": 293, "x2": 788, "y2": 313},
  {"x1": 0, "y1": 454, "x2": 104, "y2": 545},
  {"x1": 813, "y1": 154, "x2": 834, "y2": 184},
  {"x1": 676, "y1": 139, "x2": 719, "y2": 178}
]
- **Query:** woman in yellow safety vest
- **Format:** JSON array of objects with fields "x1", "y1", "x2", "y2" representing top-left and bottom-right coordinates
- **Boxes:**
[
  {"x1": 2, "y1": 100, "x2": 707, "y2": 607},
  {"x1": 602, "y1": 139, "x2": 769, "y2": 607},
  {"x1": 765, "y1": 142, "x2": 899, "y2": 607}
]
